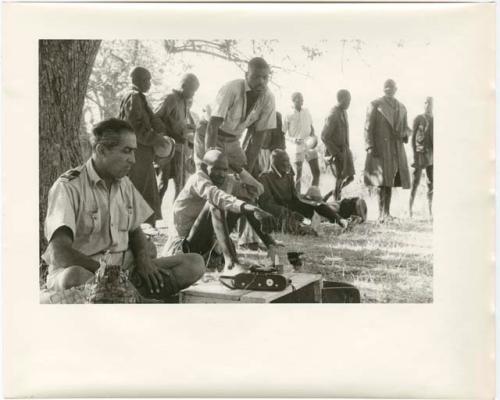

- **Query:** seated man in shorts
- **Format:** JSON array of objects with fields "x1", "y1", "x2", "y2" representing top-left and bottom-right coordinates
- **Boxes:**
[
  {"x1": 258, "y1": 149, "x2": 350, "y2": 234},
  {"x1": 42, "y1": 118, "x2": 205, "y2": 296},
  {"x1": 162, "y1": 149, "x2": 278, "y2": 274}
]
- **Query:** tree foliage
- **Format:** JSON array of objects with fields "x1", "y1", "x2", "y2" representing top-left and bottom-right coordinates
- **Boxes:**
[{"x1": 85, "y1": 40, "x2": 172, "y2": 123}]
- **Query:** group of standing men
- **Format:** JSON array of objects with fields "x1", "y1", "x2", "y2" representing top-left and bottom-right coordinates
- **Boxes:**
[{"x1": 42, "y1": 55, "x2": 433, "y2": 299}]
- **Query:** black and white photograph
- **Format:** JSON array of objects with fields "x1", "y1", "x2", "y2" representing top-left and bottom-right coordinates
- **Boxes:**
[
  {"x1": 39, "y1": 38, "x2": 434, "y2": 304},
  {"x1": 3, "y1": 2, "x2": 495, "y2": 398}
]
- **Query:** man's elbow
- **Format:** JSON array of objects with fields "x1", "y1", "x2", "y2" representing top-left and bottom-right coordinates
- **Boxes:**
[{"x1": 44, "y1": 240, "x2": 70, "y2": 268}]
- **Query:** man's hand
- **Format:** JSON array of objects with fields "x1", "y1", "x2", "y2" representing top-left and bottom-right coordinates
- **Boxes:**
[
  {"x1": 252, "y1": 207, "x2": 273, "y2": 223},
  {"x1": 242, "y1": 204, "x2": 274, "y2": 233},
  {"x1": 324, "y1": 154, "x2": 336, "y2": 164},
  {"x1": 135, "y1": 256, "x2": 165, "y2": 294},
  {"x1": 291, "y1": 211, "x2": 305, "y2": 223}
]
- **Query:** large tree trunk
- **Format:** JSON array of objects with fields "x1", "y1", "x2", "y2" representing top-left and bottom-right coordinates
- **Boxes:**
[{"x1": 39, "y1": 40, "x2": 101, "y2": 261}]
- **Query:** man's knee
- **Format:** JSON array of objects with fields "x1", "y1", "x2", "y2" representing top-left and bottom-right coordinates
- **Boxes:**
[
  {"x1": 56, "y1": 266, "x2": 94, "y2": 291},
  {"x1": 182, "y1": 253, "x2": 205, "y2": 282}
]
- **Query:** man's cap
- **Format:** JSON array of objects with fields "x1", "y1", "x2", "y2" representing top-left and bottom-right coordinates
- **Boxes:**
[{"x1": 203, "y1": 148, "x2": 227, "y2": 167}]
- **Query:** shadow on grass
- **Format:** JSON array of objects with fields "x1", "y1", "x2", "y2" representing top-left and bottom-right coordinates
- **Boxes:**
[{"x1": 274, "y1": 219, "x2": 433, "y2": 303}]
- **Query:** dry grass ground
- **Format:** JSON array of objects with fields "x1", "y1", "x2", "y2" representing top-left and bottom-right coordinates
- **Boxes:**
[
  {"x1": 158, "y1": 169, "x2": 433, "y2": 303},
  {"x1": 273, "y1": 218, "x2": 432, "y2": 303}
]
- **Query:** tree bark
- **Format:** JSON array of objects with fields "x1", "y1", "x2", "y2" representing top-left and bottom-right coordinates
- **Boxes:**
[{"x1": 39, "y1": 40, "x2": 101, "y2": 259}]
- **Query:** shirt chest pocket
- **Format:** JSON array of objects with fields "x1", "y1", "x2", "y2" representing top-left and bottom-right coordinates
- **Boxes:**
[
  {"x1": 118, "y1": 206, "x2": 134, "y2": 232},
  {"x1": 79, "y1": 209, "x2": 101, "y2": 236}
]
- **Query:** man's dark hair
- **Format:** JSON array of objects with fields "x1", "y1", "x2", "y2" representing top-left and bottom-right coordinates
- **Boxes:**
[
  {"x1": 130, "y1": 66, "x2": 151, "y2": 82},
  {"x1": 248, "y1": 57, "x2": 270, "y2": 71},
  {"x1": 90, "y1": 118, "x2": 134, "y2": 151},
  {"x1": 337, "y1": 89, "x2": 351, "y2": 102}
]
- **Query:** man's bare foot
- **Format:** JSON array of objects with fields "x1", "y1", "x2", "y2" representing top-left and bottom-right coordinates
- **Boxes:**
[
  {"x1": 338, "y1": 218, "x2": 349, "y2": 229},
  {"x1": 221, "y1": 263, "x2": 247, "y2": 276}
]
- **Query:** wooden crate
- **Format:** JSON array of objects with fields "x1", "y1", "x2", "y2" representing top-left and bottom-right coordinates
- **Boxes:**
[{"x1": 179, "y1": 272, "x2": 323, "y2": 303}]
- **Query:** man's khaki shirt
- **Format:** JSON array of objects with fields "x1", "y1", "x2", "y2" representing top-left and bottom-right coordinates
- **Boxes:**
[
  {"x1": 211, "y1": 79, "x2": 276, "y2": 138},
  {"x1": 43, "y1": 159, "x2": 152, "y2": 266}
]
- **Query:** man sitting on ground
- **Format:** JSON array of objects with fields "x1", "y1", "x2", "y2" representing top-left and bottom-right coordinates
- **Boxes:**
[
  {"x1": 161, "y1": 149, "x2": 278, "y2": 274},
  {"x1": 258, "y1": 149, "x2": 350, "y2": 234},
  {"x1": 42, "y1": 118, "x2": 205, "y2": 296}
]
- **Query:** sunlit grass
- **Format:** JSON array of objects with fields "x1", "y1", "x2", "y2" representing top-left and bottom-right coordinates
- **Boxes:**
[{"x1": 156, "y1": 170, "x2": 433, "y2": 303}]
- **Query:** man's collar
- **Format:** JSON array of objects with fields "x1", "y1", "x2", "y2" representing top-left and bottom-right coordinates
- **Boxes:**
[
  {"x1": 173, "y1": 89, "x2": 184, "y2": 98},
  {"x1": 87, "y1": 158, "x2": 122, "y2": 186},
  {"x1": 86, "y1": 158, "x2": 104, "y2": 185},
  {"x1": 244, "y1": 79, "x2": 252, "y2": 92},
  {"x1": 131, "y1": 85, "x2": 142, "y2": 93}
]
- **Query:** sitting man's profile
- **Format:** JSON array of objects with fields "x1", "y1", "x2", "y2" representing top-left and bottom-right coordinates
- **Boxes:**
[{"x1": 42, "y1": 118, "x2": 205, "y2": 298}]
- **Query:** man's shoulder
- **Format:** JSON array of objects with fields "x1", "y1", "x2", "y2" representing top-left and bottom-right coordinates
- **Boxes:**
[
  {"x1": 397, "y1": 99, "x2": 407, "y2": 111},
  {"x1": 328, "y1": 106, "x2": 341, "y2": 118},
  {"x1": 259, "y1": 169, "x2": 280, "y2": 181},
  {"x1": 414, "y1": 114, "x2": 426, "y2": 122},
  {"x1": 165, "y1": 90, "x2": 181, "y2": 102},
  {"x1": 57, "y1": 165, "x2": 86, "y2": 184},
  {"x1": 221, "y1": 79, "x2": 244, "y2": 92},
  {"x1": 190, "y1": 170, "x2": 212, "y2": 185},
  {"x1": 371, "y1": 97, "x2": 385, "y2": 108},
  {"x1": 122, "y1": 87, "x2": 141, "y2": 99},
  {"x1": 262, "y1": 88, "x2": 275, "y2": 103},
  {"x1": 49, "y1": 165, "x2": 87, "y2": 197}
]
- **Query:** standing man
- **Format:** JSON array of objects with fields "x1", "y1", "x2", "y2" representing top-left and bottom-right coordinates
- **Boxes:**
[
  {"x1": 238, "y1": 111, "x2": 286, "y2": 250},
  {"x1": 197, "y1": 57, "x2": 276, "y2": 174},
  {"x1": 118, "y1": 67, "x2": 164, "y2": 226},
  {"x1": 364, "y1": 79, "x2": 411, "y2": 222},
  {"x1": 321, "y1": 89, "x2": 355, "y2": 201},
  {"x1": 154, "y1": 73, "x2": 200, "y2": 200},
  {"x1": 409, "y1": 97, "x2": 434, "y2": 219},
  {"x1": 42, "y1": 118, "x2": 204, "y2": 296},
  {"x1": 283, "y1": 92, "x2": 320, "y2": 194}
]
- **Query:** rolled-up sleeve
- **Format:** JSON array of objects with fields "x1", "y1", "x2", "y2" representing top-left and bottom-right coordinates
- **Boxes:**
[
  {"x1": 44, "y1": 181, "x2": 77, "y2": 242},
  {"x1": 192, "y1": 173, "x2": 244, "y2": 214},
  {"x1": 129, "y1": 182, "x2": 154, "y2": 230},
  {"x1": 212, "y1": 82, "x2": 236, "y2": 120},
  {"x1": 255, "y1": 93, "x2": 276, "y2": 132}
]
